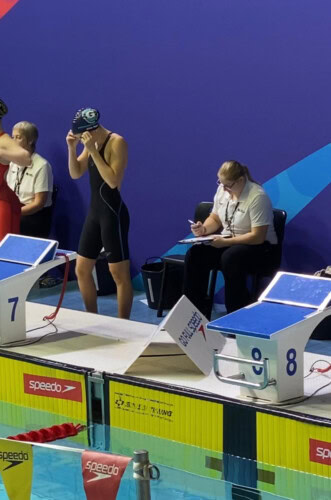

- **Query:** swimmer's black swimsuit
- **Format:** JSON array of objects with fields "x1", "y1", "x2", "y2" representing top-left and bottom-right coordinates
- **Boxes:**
[{"x1": 78, "y1": 133, "x2": 130, "y2": 263}]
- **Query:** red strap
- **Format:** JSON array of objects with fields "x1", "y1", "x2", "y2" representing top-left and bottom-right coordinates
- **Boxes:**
[
  {"x1": 43, "y1": 252, "x2": 70, "y2": 322},
  {"x1": 316, "y1": 365, "x2": 331, "y2": 373},
  {"x1": 7, "y1": 423, "x2": 85, "y2": 443}
]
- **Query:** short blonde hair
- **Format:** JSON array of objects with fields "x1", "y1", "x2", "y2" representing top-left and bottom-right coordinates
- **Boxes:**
[{"x1": 13, "y1": 121, "x2": 39, "y2": 152}]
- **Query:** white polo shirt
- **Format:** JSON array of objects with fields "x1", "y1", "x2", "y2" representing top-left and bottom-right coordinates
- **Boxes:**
[
  {"x1": 212, "y1": 180, "x2": 277, "y2": 244},
  {"x1": 7, "y1": 153, "x2": 53, "y2": 207}
]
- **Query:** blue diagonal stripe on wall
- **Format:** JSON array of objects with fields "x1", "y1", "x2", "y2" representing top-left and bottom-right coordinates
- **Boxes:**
[
  {"x1": 264, "y1": 143, "x2": 331, "y2": 222},
  {"x1": 134, "y1": 143, "x2": 331, "y2": 291}
]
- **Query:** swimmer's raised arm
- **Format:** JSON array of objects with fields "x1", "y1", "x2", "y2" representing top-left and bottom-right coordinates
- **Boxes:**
[{"x1": 66, "y1": 129, "x2": 88, "y2": 179}]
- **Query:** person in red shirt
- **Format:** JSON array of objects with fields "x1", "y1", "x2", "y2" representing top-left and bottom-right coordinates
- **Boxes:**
[{"x1": 0, "y1": 99, "x2": 31, "y2": 240}]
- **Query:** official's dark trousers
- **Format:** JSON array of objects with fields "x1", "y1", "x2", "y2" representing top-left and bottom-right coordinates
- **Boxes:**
[
  {"x1": 20, "y1": 206, "x2": 52, "y2": 239},
  {"x1": 183, "y1": 242, "x2": 278, "y2": 318}
]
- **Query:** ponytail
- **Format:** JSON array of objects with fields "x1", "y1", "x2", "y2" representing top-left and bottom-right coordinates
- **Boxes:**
[
  {"x1": 219, "y1": 161, "x2": 259, "y2": 185},
  {"x1": 242, "y1": 165, "x2": 259, "y2": 184}
]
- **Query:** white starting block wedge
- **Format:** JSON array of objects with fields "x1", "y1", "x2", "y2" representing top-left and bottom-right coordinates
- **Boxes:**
[
  {"x1": 208, "y1": 271, "x2": 331, "y2": 403},
  {"x1": 0, "y1": 234, "x2": 76, "y2": 345}
]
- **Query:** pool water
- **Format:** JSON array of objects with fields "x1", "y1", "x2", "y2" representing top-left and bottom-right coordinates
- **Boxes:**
[{"x1": 0, "y1": 402, "x2": 330, "y2": 500}]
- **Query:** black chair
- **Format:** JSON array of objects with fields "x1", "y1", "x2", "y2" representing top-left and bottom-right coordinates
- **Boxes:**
[
  {"x1": 250, "y1": 208, "x2": 287, "y2": 300},
  {"x1": 51, "y1": 184, "x2": 58, "y2": 207},
  {"x1": 157, "y1": 201, "x2": 214, "y2": 317},
  {"x1": 157, "y1": 205, "x2": 287, "y2": 317},
  {"x1": 37, "y1": 185, "x2": 61, "y2": 288},
  {"x1": 44, "y1": 184, "x2": 58, "y2": 238}
]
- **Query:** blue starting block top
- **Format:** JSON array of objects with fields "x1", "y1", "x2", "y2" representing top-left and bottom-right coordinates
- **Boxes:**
[
  {"x1": 207, "y1": 301, "x2": 316, "y2": 339},
  {"x1": 0, "y1": 262, "x2": 30, "y2": 281},
  {"x1": 207, "y1": 272, "x2": 331, "y2": 339}
]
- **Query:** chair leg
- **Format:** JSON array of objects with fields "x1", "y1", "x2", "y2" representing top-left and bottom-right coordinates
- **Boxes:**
[
  {"x1": 157, "y1": 261, "x2": 168, "y2": 317},
  {"x1": 205, "y1": 268, "x2": 218, "y2": 319},
  {"x1": 250, "y1": 274, "x2": 260, "y2": 303}
]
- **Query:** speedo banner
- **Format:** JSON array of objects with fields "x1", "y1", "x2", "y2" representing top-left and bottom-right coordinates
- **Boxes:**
[
  {"x1": 0, "y1": 439, "x2": 33, "y2": 500},
  {"x1": 82, "y1": 451, "x2": 131, "y2": 500}
]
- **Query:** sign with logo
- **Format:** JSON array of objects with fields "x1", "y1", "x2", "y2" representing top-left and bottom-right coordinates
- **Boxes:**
[
  {"x1": 23, "y1": 373, "x2": 82, "y2": 402},
  {"x1": 0, "y1": 439, "x2": 33, "y2": 500},
  {"x1": 82, "y1": 451, "x2": 131, "y2": 500},
  {"x1": 309, "y1": 438, "x2": 331, "y2": 466},
  {"x1": 162, "y1": 295, "x2": 225, "y2": 375}
]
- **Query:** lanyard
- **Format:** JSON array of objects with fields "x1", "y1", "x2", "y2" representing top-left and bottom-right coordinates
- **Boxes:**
[
  {"x1": 225, "y1": 200, "x2": 239, "y2": 235},
  {"x1": 14, "y1": 167, "x2": 27, "y2": 195}
]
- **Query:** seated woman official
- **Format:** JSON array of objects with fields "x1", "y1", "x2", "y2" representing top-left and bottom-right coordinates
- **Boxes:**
[
  {"x1": 6, "y1": 121, "x2": 53, "y2": 238},
  {"x1": 183, "y1": 160, "x2": 278, "y2": 319}
]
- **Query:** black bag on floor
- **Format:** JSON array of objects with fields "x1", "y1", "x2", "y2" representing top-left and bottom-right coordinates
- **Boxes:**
[
  {"x1": 141, "y1": 257, "x2": 184, "y2": 310},
  {"x1": 311, "y1": 317, "x2": 331, "y2": 340}
]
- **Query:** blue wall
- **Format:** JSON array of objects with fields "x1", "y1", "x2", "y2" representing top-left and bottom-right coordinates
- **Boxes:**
[{"x1": 1, "y1": 0, "x2": 330, "y2": 283}]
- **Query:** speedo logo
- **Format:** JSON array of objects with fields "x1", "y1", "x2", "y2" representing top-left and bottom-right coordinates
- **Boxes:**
[
  {"x1": 316, "y1": 448, "x2": 331, "y2": 460},
  {"x1": 85, "y1": 460, "x2": 119, "y2": 482},
  {"x1": 0, "y1": 451, "x2": 29, "y2": 471},
  {"x1": 24, "y1": 373, "x2": 82, "y2": 402},
  {"x1": 309, "y1": 439, "x2": 331, "y2": 466}
]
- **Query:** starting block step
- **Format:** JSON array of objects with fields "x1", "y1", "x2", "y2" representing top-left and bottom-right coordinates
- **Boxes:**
[
  {"x1": 0, "y1": 262, "x2": 30, "y2": 281},
  {"x1": 207, "y1": 302, "x2": 316, "y2": 339}
]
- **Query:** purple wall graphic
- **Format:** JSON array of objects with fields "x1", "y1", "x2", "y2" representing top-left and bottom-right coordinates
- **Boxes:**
[{"x1": 1, "y1": 0, "x2": 330, "y2": 287}]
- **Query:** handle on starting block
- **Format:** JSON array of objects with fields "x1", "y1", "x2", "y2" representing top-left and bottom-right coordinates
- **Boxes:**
[{"x1": 213, "y1": 351, "x2": 276, "y2": 390}]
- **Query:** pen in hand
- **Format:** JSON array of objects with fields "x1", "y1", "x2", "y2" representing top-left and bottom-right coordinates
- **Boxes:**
[
  {"x1": 188, "y1": 219, "x2": 201, "y2": 230},
  {"x1": 189, "y1": 219, "x2": 202, "y2": 229},
  {"x1": 189, "y1": 219, "x2": 206, "y2": 238}
]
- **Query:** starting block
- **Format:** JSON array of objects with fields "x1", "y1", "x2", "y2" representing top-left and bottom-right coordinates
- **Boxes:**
[
  {"x1": 208, "y1": 271, "x2": 331, "y2": 403},
  {"x1": 0, "y1": 234, "x2": 76, "y2": 345}
]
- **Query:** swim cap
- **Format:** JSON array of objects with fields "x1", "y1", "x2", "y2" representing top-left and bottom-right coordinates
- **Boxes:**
[
  {"x1": 72, "y1": 107, "x2": 100, "y2": 134},
  {"x1": 0, "y1": 99, "x2": 8, "y2": 118}
]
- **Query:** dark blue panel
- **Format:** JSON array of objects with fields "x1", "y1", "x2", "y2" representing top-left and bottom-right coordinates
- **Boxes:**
[
  {"x1": 265, "y1": 274, "x2": 331, "y2": 307},
  {"x1": 207, "y1": 302, "x2": 316, "y2": 338},
  {"x1": 0, "y1": 262, "x2": 30, "y2": 280}
]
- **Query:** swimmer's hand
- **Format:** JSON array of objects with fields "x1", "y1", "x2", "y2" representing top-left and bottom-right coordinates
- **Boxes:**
[
  {"x1": 81, "y1": 131, "x2": 97, "y2": 154},
  {"x1": 66, "y1": 130, "x2": 80, "y2": 147}
]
